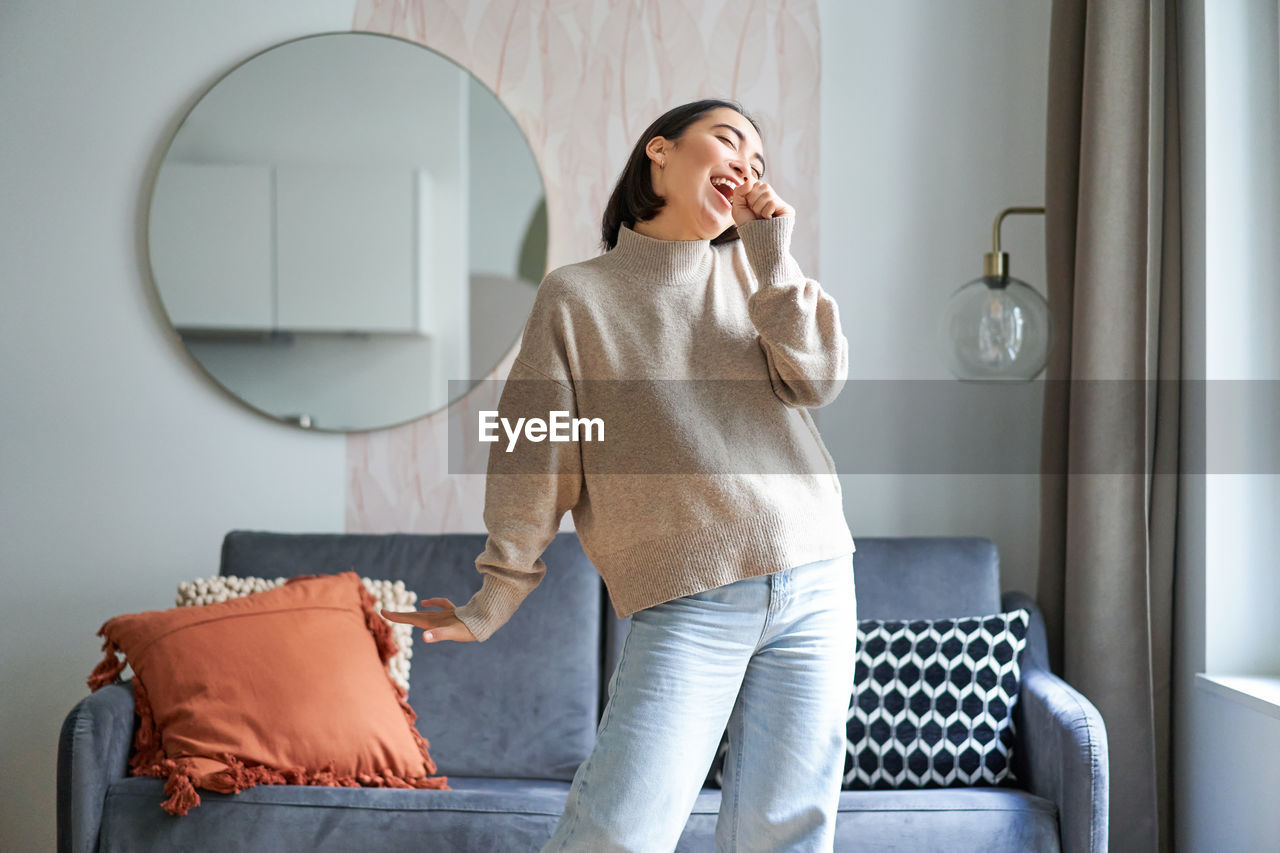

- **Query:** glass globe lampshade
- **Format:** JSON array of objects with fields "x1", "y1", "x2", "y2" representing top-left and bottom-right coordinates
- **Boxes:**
[
  {"x1": 942, "y1": 206, "x2": 1051, "y2": 381},
  {"x1": 942, "y1": 272, "x2": 1051, "y2": 380}
]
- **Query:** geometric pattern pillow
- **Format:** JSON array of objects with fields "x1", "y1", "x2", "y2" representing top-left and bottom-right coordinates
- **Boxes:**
[
  {"x1": 700, "y1": 608, "x2": 1030, "y2": 791},
  {"x1": 176, "y1": 574, "x2": 418, "y2": 694},
  {"x1": 843, "y1": 608, "x2": 1030, "y2": 789}
]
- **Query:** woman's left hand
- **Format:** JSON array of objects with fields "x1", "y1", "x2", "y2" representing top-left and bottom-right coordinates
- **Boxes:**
[{"x1": 731, "y1": 176, "x2": 795, "y2": 227}]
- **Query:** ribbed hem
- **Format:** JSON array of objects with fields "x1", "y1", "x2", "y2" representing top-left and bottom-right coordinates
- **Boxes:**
[
  {"x1": 452, "y1": 575, "x2": 529, "y2": 643},
  {"x1": 735, "y1": 213, "x2": 806, "y2": 287},
  {"x1": 594, "y1": 497, "x2": 855, "y2": 618}
]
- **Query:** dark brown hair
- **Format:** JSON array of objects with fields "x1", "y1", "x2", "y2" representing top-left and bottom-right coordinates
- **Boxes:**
[{"x1": 600, "y1": 99, "x2": 764, "y2": 252}]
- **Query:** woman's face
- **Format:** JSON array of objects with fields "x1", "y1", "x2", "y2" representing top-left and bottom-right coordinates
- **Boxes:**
[{"x1": 643, "y1": 108, "x2": 767, "y2": 240}]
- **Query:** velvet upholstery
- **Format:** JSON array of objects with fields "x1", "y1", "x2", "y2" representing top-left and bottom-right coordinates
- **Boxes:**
[
  {"x1": 1004, "y1": 591, "x2": 1110, "y2": 853},
  {"x1": 59, "y1": 531, "x2": 1107, "y2": 852}
]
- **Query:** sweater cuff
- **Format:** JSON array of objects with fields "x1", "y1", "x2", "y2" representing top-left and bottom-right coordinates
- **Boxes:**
[
  {"x1": 452, "y1": 575, "x2": 526, "y2": 643},
  {"x1": 735, "y1": 212, "x2": 806, "y2": 288}
]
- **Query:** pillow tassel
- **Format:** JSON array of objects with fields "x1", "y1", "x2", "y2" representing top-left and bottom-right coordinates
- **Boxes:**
[
  {"x1": 87, "y1": 630, "x2": 126, "y2": 691},
  {"x1": 207, "y1": 754, "x2": 447, "y2": 804},
  {"x1": 126, "y1": 675, "x2": 167, "y2": 773},
  {"x1": 312, "y1": 759, "x2": 345, "y2": 787},
  {"x1": 207, "y1": 750, "x2": 297, "y2": 792},
  {"x1": 352, "y1": 766, "x2": 450, "y2": 791},
  {"x1": 357, "y1": 576, "x2": 444, "y2": 781},
  {"x1": 357, "y1": 580, "x2": 399, "y2": 664},
  {"x1": 159, "y1": 757, "x2": 203, "y2": 816},
  {"x1": 394, "y1": 685, "x2": 440, "y2": 776},
  {"x1": 352, "y1": 573, "x2": 446, "y2": 785}
]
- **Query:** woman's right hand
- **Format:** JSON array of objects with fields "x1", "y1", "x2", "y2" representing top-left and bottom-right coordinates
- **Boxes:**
[{"x1": 381, "y1": 597, "x2": 478, "y2": 643}]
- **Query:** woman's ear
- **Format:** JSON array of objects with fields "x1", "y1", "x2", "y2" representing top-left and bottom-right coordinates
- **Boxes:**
[{"x1": 645, "y1": 136, "x2": 668, "y2": 166}]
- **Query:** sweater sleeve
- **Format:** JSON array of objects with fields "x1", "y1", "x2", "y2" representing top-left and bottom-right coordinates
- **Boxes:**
[
  {"x1": 736, "y1": 213, "x2": 850, "y2": 408},
  {"x1": 451, "y1": 284, "x2": 584, "y2": 643}
]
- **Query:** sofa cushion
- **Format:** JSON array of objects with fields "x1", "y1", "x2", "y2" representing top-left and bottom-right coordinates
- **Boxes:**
[
  {"x1": 846, "y1": 537, "x2": 1004, "y2": 619},
  {"x1": 95, "y1": 775, "x2": 1059, "y2": 853},
  {"x1": 827, "y1": 787, "x2": 1060, "y2": 852},
  {"x1": 87, "y1": 571, "x2": 449, "y2": 814},
  {"x1": 175, "y1": 573, "x2": 419, "y2": 694},
  {"x1": 98, "y1": 775, "x2": 566, "y2": 853}
]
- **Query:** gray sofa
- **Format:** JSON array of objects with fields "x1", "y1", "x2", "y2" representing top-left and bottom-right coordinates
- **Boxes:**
[{"x1": 59, "y1": 531, "x2": 1108, "y2": 852}]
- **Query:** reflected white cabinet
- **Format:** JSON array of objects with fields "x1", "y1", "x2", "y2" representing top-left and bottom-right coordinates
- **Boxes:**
[
  {"x1": 150, "y1": 162, "x2": 439, "y2": 336},
  {"x1": 276, "y1": 165, "x2": 430, "y2": 333},
  {"x1": 149, "y1": 163, "x2": 274, "y2": 329}
]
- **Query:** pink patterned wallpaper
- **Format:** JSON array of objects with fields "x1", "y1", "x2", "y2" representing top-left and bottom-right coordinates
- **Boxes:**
[{"x1": 345, "y1": 0, "x2": 821, "y2": 533}]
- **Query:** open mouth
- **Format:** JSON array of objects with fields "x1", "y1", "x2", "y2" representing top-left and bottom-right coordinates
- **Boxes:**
[{"x1": 710, "y1": 179, "x2": 734, "y2": 207}]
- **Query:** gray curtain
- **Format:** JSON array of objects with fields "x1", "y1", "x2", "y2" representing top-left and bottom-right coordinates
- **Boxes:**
[{"x1": 1038, "y1": 1, "x2": 1182, "y2": 851}]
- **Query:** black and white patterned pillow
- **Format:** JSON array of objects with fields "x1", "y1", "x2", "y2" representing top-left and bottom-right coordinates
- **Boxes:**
[
  {"x1": 702, "y1": 608, "x2": 1030, "y2": 790},
  {"x1": 845, "y1": 608, "x2": 1029, "y2": 789}
]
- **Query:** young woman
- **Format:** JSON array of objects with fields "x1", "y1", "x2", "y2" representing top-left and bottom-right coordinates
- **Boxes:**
[{"x1": 383, "y1": 99, "x2": 858, "y2": 852}]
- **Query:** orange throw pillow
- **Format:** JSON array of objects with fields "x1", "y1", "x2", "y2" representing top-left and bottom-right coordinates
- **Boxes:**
[{"x1": 87, "y1": 570, "x2": 449, "y2": 815}]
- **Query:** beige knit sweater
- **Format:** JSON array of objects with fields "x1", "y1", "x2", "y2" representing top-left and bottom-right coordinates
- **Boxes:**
[{"x1": 452, "y1": 212, "x2": 855, "y2": 642}]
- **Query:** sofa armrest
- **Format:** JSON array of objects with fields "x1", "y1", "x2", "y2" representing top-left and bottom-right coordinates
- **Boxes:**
[
  {"x1": 1001, "y1": 590, "x2": 1108, "y2": 853},
  {"x1": 57, "y1": 679, "x2": 136, "y2": 853},
  {"x1": 1016, "y1": 665, "x2": 1109, "y2": 853}
]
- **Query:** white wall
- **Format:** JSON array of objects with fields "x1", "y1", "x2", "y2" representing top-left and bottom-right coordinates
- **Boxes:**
[
  {"x1": 0, "y1": 4, "x2": 358, "y2": 851},
  {"x1": 0, "y1": 2, "x2": 1054, "y2": 850},
  {"x1": 817, "y1": 0, "x2": 1051, "y2": 598}
]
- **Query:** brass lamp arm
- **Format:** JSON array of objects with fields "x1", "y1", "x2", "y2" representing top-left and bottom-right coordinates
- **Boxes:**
[{"x1": 985, "y1": 206, "x2": 1046, "y2": 280}]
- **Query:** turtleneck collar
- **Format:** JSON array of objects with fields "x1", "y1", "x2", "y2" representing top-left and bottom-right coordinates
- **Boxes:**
[{"x1": 605, "y1": 222, "x2": 716, "y2": 286}]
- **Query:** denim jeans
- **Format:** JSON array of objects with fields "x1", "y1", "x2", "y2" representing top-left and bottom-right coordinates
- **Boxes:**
[{"x1": 541, "y1": 550, "x2": 858, "y2": 853}]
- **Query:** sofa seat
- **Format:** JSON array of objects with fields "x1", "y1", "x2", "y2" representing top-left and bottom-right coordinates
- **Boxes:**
[
  {"x1": 99, "y1": 775, "x2": 568, "y2": 852},
  {"x1": 828, "y1": 787, "x2": 1061, "y2": 852},
  {"x1": 97, "y1": 772, "x2": 1059, "y2": 853}
]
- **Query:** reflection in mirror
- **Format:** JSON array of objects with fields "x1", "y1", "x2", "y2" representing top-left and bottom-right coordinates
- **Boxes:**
[{"x1": 147, "y1": 32, "x2": 546, "y2": 432}]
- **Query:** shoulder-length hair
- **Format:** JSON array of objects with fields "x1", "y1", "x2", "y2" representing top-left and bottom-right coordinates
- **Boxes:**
[{"x1": 600, "y1": 99, "x2": 763, "y2": 253}]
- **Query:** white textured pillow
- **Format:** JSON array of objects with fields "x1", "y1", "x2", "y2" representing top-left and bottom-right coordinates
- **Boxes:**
[{"x1": 176, "y1": 575, "x2": 417, "y2": 693}]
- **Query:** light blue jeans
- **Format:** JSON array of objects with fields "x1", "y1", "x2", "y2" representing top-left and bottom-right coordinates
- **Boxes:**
[{"x1": 541, "y1": 551, "x2": 858, "y2": 853}]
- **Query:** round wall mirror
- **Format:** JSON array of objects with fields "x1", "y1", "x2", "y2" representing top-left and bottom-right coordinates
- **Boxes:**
[{"x1": 146, "y1": 32, "x2": 547, "y2": 432}]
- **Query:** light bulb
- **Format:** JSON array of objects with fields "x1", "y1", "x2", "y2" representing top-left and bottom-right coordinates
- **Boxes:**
[
  {"x1": 942, "y1": 275, "x2": 1050, "y2": 381},
  {"x1": 976, "y1": 291, "x2": 1025, "y2": 367}
]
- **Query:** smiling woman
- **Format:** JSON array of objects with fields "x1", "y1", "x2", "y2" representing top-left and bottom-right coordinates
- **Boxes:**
[
  {"x1": 599, "y1": 100, "x2": 793, "y2": 248},
  {"x1": 382, "y1": 97, "x2": 856, "y2": 853},
  {"x1": 709, "y1": 120, "x2": 767, "y2": 178},
  {"x1": 457, "y1": 98, "x2": 849, "y2": 853}
]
